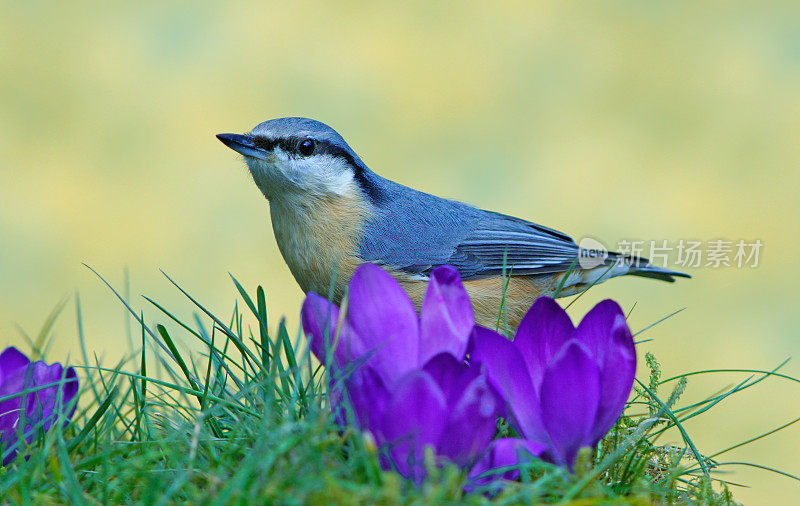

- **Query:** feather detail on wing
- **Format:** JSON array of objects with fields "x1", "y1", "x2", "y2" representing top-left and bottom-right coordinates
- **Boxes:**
[{"x1": 428, "y1": 211, "x2": 581, "y2": 279}]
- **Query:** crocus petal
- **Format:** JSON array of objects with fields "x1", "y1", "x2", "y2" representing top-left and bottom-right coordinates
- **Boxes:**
[
  {"x1": 379, "y1": 370, "x2": 447, "y2": 483},
  {"x1": 418, "y1": 266, "x2": 474, "y2": 364},
  {"x1": 589, "y1": 314, "x2": 636, "y2": 445},
  {"x1": 468, "y1": 438, "x2": 546, "y2": 485},
  {"x1": 302, "y1": 292, "x2": 368, "y2": 367},
  {"x1": 24, "y1": 362, "x2": 66, "y2": 434},
  {"x1": 346, "y1": 264, "x2": 419, "y2": 381},
  {"x1": 1, "y1": 438, "x2": 17, "y2": 466},
  {"x1": 421, "y1": 352, "x2": 474, "y2": 406},
  {"x1": 341, "y1": 365, "x2": 389, "y2": 430},
  {"x1": 513, "y1": 297, "x2": 574, "y2": 390},
  {"x1": 0, "y1": 360, "x2": 28, "y2": 400},
  {"x1": 0, "y1": 354, "x2": 32, "y2": 442},
  {"x1": 422, "y1": 353, "x2": 503, "y2": 465},
  {"x1": 539, "y1": 340, "x2": 600, "y2": 468},
  {"x1": 469, "y1": 327, "x2": 548, "y2": 444},
  {"x1": 0, "y1": 398, "x2": 19, "y2": 442},
  {"x1": 437, "y1": 372, "x2": 500, "y2": 466},
  {"x1": 0, "y1": 364, "x2": 28, "y2": 464},
  {"x1": 301, "y1": 292, "x2": 340, "y2": 364},
  {"x1": 574, "y1": 299, "x2": 626, "y2": 364},
  {"x1": 0, "y1": 347, "x2": 30, "y2": 381},
  {"x1": 62, "y1": 367, "x2": 79, "y2": 419}
]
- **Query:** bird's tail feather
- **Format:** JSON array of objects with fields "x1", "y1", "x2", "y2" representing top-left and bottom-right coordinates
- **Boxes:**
[
  {"x1": 549, "y1": 250, "x2": 690, "y2": 298},
  {"x1": 627, "y1": 264, "x2": 691, "y2": 283},
  {"x1": 606, "y1": 252, "x2": 691, "y2": 283}
]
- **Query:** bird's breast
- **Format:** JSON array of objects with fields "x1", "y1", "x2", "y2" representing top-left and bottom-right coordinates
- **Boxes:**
[{"x1": 269, "y1": 187, "x2": 370, "y2": 303}]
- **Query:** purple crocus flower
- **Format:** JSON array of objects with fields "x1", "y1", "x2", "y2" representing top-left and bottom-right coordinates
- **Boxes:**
[
  {"x1": 0, "y1": 347, "x2": 79, "y2": 466},
  {"x1": 470, "y1": 297, "x2": 636, "y2": 470},
  {"x1": 302, "y1": 263, "x2": 501, "y2": 482},
  {"x1": 468, "y1": 438, "x2": 546, "y2": 486}
]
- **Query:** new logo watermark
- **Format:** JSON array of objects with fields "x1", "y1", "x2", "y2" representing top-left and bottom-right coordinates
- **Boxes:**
[{"x1": 578, "y1": 237, "x2": 609, "y2": 269}]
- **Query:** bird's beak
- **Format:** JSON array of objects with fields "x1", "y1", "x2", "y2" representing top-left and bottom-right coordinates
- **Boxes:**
[{"x1": 216, "y1": 133, "x2": 269, "y2": 160}]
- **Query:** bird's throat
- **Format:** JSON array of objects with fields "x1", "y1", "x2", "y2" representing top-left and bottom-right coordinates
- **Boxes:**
[{"x1": 268, "y1": 186, "x2": 370, "y2": 302}]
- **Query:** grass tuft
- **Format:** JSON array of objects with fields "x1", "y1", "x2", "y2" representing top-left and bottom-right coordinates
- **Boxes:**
[{"x1": 1, "y1": 269, "x2": 796, "y2": 504}]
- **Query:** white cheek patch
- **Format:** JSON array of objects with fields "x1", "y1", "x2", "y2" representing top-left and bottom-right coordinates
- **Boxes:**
[
  {"x1": 286, "y1": 154, "x2": 356, "y2": 197},
  {"x1": 245, "y1": 148, "x2": 357, "y2": 199}
]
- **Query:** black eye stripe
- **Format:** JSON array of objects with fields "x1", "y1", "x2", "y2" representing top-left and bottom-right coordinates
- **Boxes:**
[
  {"x1": 252, "y1": 137, "x2": 289, "y2": 152},
  {"x1": 252, "y1": 136, "x2": 353, "y2": 160},
  {"x1": 252, "y1": 136, "x2": 278, "y2": 151}
]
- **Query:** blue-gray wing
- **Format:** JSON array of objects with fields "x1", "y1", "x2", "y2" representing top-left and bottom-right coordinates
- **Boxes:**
[
  {"x1": 358, "y1": 183, "x2": 580, "y2": 280},
  {"x1": 435, "y1": 210, "x2": 580, "y2": 279}
]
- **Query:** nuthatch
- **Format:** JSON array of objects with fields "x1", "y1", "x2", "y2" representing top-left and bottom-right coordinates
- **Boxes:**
[{"x1": 217, "y1": 117, "x2": 688, "y2": 329}]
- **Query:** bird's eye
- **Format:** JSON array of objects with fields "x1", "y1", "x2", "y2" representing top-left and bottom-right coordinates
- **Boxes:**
[{"x1": 298, "y1": 139, "x2": 315, "y2": 156}]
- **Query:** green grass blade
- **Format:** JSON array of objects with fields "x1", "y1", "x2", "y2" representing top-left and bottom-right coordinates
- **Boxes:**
[
  {"x1": 160, "y1": 269, "x2": 265, "y2": 376},
  {"x1": 257, "y1": 286, "x2": 272, "y2": 373},
  {"x1": 636, "y1": 379, "x2": 710, "y2": 479},
  {"x1": 68, "y1": 386, "x2": 118, "y2": 452},
  {"x1": 553, "y1": 256, "x2": 579, "y2": 298}
]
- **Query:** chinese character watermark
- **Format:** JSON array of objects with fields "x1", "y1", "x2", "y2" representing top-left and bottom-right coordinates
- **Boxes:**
[
  {"x1": 577, "y1": 237, "x2": 763, "y2": 270},
  {"x1": 675, "y1": 240, "x2": 702, "y2": 268}
]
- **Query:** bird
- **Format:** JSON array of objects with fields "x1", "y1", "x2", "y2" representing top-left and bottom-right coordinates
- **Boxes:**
[{"x1": 217, "y1": 117, "x2": 689, "y2": 329}]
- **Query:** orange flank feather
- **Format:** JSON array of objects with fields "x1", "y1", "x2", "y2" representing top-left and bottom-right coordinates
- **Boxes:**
[{"x1": 396, "y1": 273, "x2": 547, "y2": 331}]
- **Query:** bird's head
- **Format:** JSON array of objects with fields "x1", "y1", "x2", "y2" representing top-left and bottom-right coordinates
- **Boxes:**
[{"x1": 217, "y1": 117, "x2": 373, "y2": 201}]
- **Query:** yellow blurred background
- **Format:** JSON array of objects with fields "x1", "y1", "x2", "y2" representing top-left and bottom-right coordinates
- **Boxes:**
[{"x1": 1, "y1": 1, "x2": 798, "y2": 502}]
